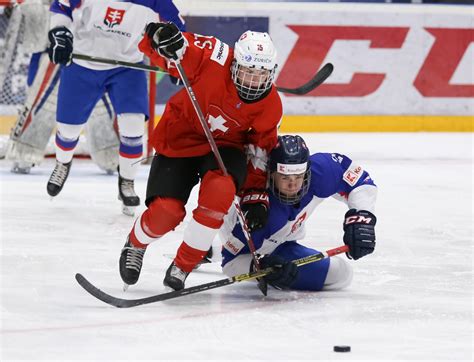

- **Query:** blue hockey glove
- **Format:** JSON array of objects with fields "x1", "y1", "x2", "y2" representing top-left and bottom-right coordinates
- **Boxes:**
[
  {"x1": 48, "y1": 26, "x2": 73, "y2": 65},
  {"x1": 254, "y1": 254, "x2": 298, "y2": 290},
  {"x1": 343, "y1": 209, "x2": 377, "y2": 260}
]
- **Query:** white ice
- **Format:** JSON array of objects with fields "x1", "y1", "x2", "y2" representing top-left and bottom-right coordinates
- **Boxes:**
[{"x1": 0, "y1": 133, "x2": 472, "y2": 361}]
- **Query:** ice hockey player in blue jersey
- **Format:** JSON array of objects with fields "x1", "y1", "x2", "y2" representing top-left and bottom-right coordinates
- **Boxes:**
[
  {"x1": 45, "y1": 0, "x2": 185, "y2": 216},
  {"x1": 220, "y1": 134, "x2": 378, "y2": 291}
]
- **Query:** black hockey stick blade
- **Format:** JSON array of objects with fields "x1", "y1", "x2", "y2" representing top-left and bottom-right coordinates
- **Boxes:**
[
  {"x1": 257, "y1": 278, "x2": 268, "y2": 296},
  {"x1": 276, "y1": 62, "x2": 334, "y2": 96},
  {"x1": 75, "y1": 272, "x2": 250, "y2": 308},
  {"x1": 75, "y1": 245, "x2": 348, "y2": 308}
]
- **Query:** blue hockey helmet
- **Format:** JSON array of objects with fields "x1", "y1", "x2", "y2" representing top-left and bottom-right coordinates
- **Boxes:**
[{"x1": 269, "y1": 135, "x2": 311, "y2": 205}]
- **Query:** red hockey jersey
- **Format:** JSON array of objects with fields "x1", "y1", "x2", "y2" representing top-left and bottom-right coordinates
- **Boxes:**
[{"x1": 138, "y1": 32, "x2": 283, "y2": 190}]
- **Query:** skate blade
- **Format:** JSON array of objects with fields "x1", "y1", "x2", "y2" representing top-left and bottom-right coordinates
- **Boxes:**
[
  {"x1": 11, "y1": 166, "x2": 31, "y2": 174},
  {"x1": 121, "y1": 205, "x2": 136, "y2": 217}
]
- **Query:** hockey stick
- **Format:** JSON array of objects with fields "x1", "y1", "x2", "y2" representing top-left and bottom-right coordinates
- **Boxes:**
[
  {"x1": 174, "y1": 62, "x2": 268, "y2": 295},
  {"x1": 72, "y1": 53, "x2": 169, "y2": 75},
  {"x1": 276, "y1": 62, "x2": 333, "y2": 95},
  {"x1": 75, "y1": 245, "x2": 349, "y2": 308},
  {"x1": 71, "y1": 53, "x2": 332, "y2": 96}
]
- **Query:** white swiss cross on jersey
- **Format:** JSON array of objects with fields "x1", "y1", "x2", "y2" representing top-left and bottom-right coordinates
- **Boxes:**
[{"x1": 208, "y1": 114, "x2": 229, "y2": 133}]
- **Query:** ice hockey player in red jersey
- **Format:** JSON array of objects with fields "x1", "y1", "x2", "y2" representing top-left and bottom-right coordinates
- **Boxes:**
[{"x1": 119, "y1": 22, "x2": 283, "y2": 291}]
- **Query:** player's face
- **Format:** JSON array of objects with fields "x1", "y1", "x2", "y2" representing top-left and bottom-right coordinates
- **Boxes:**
[
  {"x1": 272, "y1": 172, "x2": 305, "y2": 196},
  {"x1": 237, "y1": 66, "x2": 270, "y2": 88}
]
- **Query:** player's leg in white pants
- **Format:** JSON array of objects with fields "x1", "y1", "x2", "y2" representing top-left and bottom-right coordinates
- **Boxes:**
[
  {"x1": 46, "y1": 122, "x2": 84, "y2": 197},
  {"x1": 116, "y1": 113, "x2": 145, "y2": 216},
  {"x1": 117, "y1": 113, "x2": 144, "y2": 179},
  {"x1": 55, "y1": 122, "x2": 84, "y2": 163},
  {"x1": 323, "y1": 256, "x2": 353, "y2": 290}
]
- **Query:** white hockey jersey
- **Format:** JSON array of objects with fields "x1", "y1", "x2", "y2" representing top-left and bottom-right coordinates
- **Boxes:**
[{"x1": 49, "y1": 0, "x2": 184, "y2": 70}]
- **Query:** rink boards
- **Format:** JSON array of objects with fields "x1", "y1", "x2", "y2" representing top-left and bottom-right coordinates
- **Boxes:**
[{"x1": 0, "y1": 2, "x2": 472, "y2": 132}]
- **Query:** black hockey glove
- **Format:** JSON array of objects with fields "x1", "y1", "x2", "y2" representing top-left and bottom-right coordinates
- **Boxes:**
[
  {"x1": 253, "y1": 254, "x2": 298, "y2": 290},
  {"x1": 343, "y1": 209, "x2": 377, "y2": 260},
  {"x1": 240, "y1": 190, "x2": 270, "y2": 232},
  {"x1": 48, "y1": 26, "x2": 73, "y2": 65},
  {"x1": 145, "y1": 22, "x2": 186, "y2": 61}
]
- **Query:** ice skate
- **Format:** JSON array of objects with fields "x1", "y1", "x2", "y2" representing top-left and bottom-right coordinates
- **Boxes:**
[
  {"x1": 47, "y1": 160, "x2": 72, "y2": 197},
  {"x1": 11, "y1": 161, "x2": 33, "y2": 174},
  {"x1": 163, "y1": 261, "x2": 190, "y2": 291},
  {"x1": 193, "y1": 247, "x2": 213, "y2": 270},
  {"x1": 118, "y1": 174, "x2": 140, "y2": 216},
  {"x1": 119, "y1": 237, "x2": 146, "y2": 291}
]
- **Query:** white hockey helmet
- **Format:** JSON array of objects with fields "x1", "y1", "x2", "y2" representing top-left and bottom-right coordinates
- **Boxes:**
[{"x1": 231, "y1": 31, "x2": 277, "y2": 101}]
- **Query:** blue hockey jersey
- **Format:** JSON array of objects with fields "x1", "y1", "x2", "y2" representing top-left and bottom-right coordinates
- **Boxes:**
[{"x1": 220, "y1": 152, "x2": 377, "y2": 274}]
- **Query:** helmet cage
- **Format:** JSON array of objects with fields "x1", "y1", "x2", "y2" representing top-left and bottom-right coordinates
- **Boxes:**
[
  {"x1": 231, "y1": 61, "x2": 276, "y2": 101},
  {"x1": 231, "y1": 31, "x2": 277, "y2": 101},
  {"x1": 268, "y1": 135, "x2": 311, "y2": 205},
  {"x1": 269, "y1": 165, "x2": 311, "y2": 205}
]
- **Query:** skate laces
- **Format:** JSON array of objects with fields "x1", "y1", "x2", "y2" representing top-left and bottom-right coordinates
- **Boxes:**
[
  {"x1": 49, "y1": 162, "x2": 69, "y2": 186},
  {"x1": 120, "y1": 178, "x2": 137, "y2": 197},
  {"x1": 123, "y1": 245, "x2": 145, "y2": 272}
]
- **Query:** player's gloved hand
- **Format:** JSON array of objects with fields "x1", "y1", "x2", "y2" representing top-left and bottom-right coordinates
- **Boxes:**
[
  {"x1": 240, "y1": 190, "x2": 269, "y2": 232},
  {"x1": 343, "y1": 209, "x2": 377, "y2": 260},
  {"x1": 47, "y1": 26, "x2": 73, "y2": 65},
  {"x1": 254, "y1": 254, "x2": 298, "y2": 290},
  {"x1": 145, "y1": 22, "x2": 187, "y2": 61}
]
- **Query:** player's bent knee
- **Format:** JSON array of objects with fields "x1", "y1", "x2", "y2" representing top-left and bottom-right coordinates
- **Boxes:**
[
  {"x1": 194, "y1": 171, "x2": 236, "y2": 228},
  {"x1": 323, "y1": 256, "x2": 353, "y2": 290},
  {"x1": 145, "y1": 197, "x2": 186, "y2": 235},
  {"x1": 56, "y1": 122, "x2": 83, "y2": 140},
  {"x1": 117, "y1": 113, "x2": 145, "y2": 137}
]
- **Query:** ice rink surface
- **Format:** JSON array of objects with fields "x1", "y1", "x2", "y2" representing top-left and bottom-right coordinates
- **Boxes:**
[{"x1": 0, "y1": 133, "x2": 472, "y2": 361}]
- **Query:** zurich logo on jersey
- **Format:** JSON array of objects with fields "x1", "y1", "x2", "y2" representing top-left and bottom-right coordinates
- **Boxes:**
[{"x1": 104, "y1": 7, "x2": 125, "y2": 28}]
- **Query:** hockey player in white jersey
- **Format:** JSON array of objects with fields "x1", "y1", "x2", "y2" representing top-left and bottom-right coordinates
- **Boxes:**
[
  {"x1": 45, "y1": 0, "x2": 184, "y2": 215},
  {"x1": 220, "y1": 135, "x2": 378, "y2": 291},
  {"x1": 4, "y1": 1, "x2": 119, "y2": 175}
]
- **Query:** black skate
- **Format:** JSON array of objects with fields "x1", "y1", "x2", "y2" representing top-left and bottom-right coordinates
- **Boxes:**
[
  {"x1": 163, "y1": 261, "x2": 190, "y2": 291},
  {"x1": 118, "y1": 174, "x2": 140, "y2": 216},
  {"x1": 47, "y1": 160, "x2": 72, "y2": 197},
  {"x1": 119, "y1": 237, "x2": 146, "y2": 291},
  {"x1": 193, "y1": 247, "x2": 213, "y2": 270}
]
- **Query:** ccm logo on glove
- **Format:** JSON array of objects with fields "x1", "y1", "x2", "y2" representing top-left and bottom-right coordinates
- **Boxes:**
[{"x1": 345, "y1": 214, "x2": 374, "y2": 225}]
